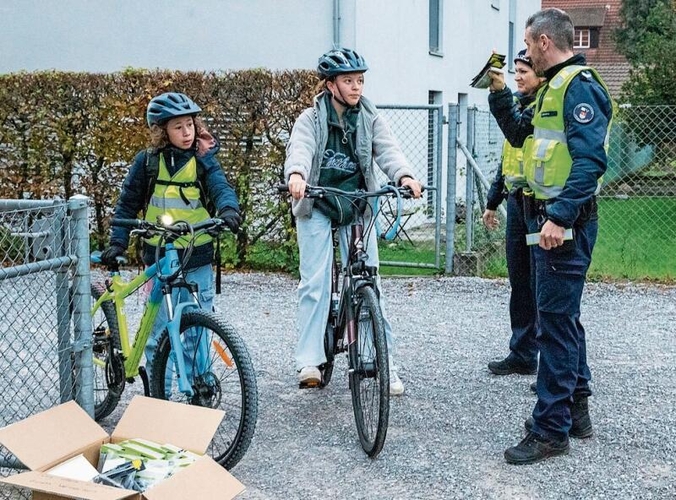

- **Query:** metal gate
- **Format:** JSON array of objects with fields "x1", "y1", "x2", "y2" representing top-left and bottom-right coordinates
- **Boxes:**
[{"x1": 0, "y1": 196, "x2": 92, "y2": 497}]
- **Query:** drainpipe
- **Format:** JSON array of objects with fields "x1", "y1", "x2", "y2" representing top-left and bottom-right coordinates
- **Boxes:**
[{"x1": 333, "y1": 0, "x2": 341, "y2": 48}]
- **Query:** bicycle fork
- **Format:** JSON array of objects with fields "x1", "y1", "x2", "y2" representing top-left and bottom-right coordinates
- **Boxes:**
[{"x1": 162, "y1": 289, "x2": 201, "y2": 396}]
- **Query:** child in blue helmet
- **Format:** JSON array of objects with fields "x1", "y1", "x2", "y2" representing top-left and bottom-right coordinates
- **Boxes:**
[
  {"x1": 101, "y1": 91, "x2": 241, "y2": 375},
  {"x1": 284, "y1": 48, "x2": 423, "y2": 395}
]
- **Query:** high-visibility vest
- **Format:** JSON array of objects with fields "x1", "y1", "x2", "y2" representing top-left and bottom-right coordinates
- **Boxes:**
[
  {"x1": 501, "y1": 98, "x2": 533, "y2": 191},
  {"x1": 523, "y1": 65, "x2": 611, "y2": 200},
  {"x1": 144, "y1": 154, "x2": 212, "y2": 248}
]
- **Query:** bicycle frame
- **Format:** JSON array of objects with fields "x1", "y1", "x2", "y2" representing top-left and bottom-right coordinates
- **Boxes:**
[
  {"x1": 333, "y1": 221, "x2": 379, "y2": 350},
  {"x1": 92, "y1": 240, "x2": 202, "y2": 396}
]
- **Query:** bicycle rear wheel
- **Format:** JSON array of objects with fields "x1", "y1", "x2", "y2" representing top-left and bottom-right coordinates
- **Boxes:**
[
  {"x1": 150, "y1": 310, "x2": 258, "y2": 470},
  {"x1": 90, "y1": 283, "x2": 125, "y2": 421},
  {"x1": 349, "y1": 285, "x2": 389, "y2": 457}
]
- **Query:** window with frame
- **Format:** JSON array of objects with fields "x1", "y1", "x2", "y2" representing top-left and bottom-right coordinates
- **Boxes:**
[
  {"x1": 429, "y1": 0, "x2": 443, "y2": 55},
  {"x1": 574, "y1": 28, "x2": 590, "y2": 49}
]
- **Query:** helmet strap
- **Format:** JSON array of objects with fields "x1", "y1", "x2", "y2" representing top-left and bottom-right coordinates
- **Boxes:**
[{"x1": 327, "y1": 80, "x2": 356, "y2": 110}]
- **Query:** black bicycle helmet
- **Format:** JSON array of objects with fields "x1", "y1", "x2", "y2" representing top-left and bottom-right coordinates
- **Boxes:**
[
  {"x1": 146, "y1": 92, "x2": 202, "y2": 127},
  {"x1": 514, "y1": 49, "x2": 533, "y2": 68},
  {"x1": 317, "y1": 48, "x2": 368, "y2": 79}
]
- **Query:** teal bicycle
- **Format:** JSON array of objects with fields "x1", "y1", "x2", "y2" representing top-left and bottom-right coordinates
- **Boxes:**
[{"x1": 90, "y1": 216, "x2": 257, "y2": 469}]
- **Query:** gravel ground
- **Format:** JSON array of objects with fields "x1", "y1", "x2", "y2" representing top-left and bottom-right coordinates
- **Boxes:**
[
  {"x1": 4, "y1": 272, "x2": 675, "y2": 499},
  {"x1": 216, "y1": 273, "x2": 675, "y2": 500}
]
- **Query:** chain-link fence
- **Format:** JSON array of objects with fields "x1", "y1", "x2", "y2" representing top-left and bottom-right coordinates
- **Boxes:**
[
  {"x1": 374, "y1": 105, "x2": 444, "y2": 270},
  {"x1": 456, "y1": 104, "x2": 676, "y2": 282},
  {"x1": 0, "y1": 196, "x2": 92, "y2": 498}
]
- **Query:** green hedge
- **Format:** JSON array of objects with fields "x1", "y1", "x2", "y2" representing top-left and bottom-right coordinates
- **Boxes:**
[{"x1": 0, "y1": 69, "x2": 319, "y2": 271}]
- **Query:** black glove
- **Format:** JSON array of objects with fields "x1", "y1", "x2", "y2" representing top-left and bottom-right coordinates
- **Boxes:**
[
  {"x1": 100, "y1": 244, "x2": 125, "y2": 265},
  {"x1": 217, "y1": 208, "x2": 242, "y2": 234}
]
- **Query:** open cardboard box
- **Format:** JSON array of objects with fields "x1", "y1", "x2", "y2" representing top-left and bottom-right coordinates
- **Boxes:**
[{"x1": 0, "y1": 396, "x2": 245, "y2": 500}]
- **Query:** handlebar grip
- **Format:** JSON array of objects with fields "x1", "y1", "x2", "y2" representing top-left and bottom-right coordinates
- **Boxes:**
[
  {"x1": 111, "y1": 218, "x2": 142, "y2": 228},
  {"x1": 277, "y1": 184, "x2": 290, "y2": 193}
]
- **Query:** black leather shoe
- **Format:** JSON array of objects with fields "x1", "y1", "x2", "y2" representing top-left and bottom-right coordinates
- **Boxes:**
[
  {"x1": 488, "y1": 357, "x2": 537, "y2": 376},
  {"x1": 524, "y1": 398, "x2": 593, "y2": 439},
  {"x1": 504, "y1": 431, "x2": 570, "y2": 465}
]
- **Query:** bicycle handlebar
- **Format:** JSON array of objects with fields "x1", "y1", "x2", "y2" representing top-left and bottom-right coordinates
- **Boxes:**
[
  {"x1": 277, "y1": 183, "x2": 428, "y2": 200},
  {"x1": 111, "y1": 217, "x2": 228, "y2": 236},
  {"x1": 278, "y1": 183, "x2": 433, "y2": 242}
]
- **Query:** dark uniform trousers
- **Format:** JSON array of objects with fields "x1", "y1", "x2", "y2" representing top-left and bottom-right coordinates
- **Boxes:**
[
  {"x1": 505, "y1": 190, "x2": 538, "y2": 368},
  {"x1": 524, "y1": 196, "x2": 597, "y2": 440}
]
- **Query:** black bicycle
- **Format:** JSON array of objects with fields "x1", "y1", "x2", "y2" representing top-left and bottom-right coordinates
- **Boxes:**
[{"x1": 281, "y1": 183, "x2": 415, "y2": 457}]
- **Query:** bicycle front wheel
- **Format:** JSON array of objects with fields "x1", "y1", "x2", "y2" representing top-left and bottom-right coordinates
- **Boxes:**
[
  {"x1": 150, "y1": 310, "x2": 258, "y2": 470},
  {"x1": 349, "y1": 285, "x2": 389, "y2": 457}
]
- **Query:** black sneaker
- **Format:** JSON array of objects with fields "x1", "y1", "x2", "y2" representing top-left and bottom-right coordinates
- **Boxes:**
[
  {"x1": 504, "y1": 431, "x2": 570, "y2": 465},
  {"x1": 488, "y1": 357, "x2": 537, "y2": 376},
  {"x1": 524, "y1": 399, "x2": 593, "y2": 439}
]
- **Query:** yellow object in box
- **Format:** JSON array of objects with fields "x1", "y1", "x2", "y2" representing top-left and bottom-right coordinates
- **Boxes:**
[
  {"x1": 120, "y1": 442, "x2": 166, "y2": 460},
  {"x1": 128, "y1": 438, "x2": 167, "y2": 455}
]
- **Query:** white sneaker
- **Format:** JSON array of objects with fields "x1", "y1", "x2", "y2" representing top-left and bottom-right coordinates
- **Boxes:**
[
  {"x1": 298, "y1": 366, "x2": 321, "y2": 388},
  {"x1": 389, "y1": 370, "x2": 405, "y2": 396}
]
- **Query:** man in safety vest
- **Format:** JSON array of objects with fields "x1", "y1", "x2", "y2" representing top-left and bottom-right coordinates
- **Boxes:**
[
  {"x1": 488, "y1": 8, "x2": 613, "y2": 464},
  {"x1": 483, "y1": 49, "x2": 545, "y2": 379}
]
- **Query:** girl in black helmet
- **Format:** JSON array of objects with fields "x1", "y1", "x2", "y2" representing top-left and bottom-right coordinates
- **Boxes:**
[
  {"x1": 285, "y1": 48, "x2": 423, "y2": 395},
  {"x1": 101, "y1": 92, "x2": 241, "y2": 375}
]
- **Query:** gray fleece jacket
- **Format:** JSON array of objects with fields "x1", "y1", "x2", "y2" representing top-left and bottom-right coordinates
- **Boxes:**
[{"x1": 284, "y1": 91, "x2": 415, "y2": 218}]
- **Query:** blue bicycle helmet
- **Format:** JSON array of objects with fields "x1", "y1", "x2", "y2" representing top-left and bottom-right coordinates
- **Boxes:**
[
  {"x1": 317, "y1": 48, "x2": 368, "y2": 79},
  {"x1": 146, "y1": 92, "x2": 202, "y2": 127}
]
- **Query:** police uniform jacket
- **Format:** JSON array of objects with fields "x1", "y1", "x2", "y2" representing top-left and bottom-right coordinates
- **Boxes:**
[{"x1": 488, "y1": 54, "x2": 613, "y2": 229}]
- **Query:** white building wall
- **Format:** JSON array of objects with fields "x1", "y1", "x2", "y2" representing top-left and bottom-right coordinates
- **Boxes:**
[
  {"x1": 1, "y1": 0, "x2": 540, "y2": 206},
  {"x1": 2, "y1": 0, "x2": 540, "y2": 104}
]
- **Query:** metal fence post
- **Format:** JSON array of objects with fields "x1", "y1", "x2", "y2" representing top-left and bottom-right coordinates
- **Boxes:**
[
  {"x1": 434, "y1": 106, "x2": 443, "y2": 270},
  {"x1": 54, "y1": 203, "x2": 72, "y2": 404},
  {"x1": 68, "y1": 195, "x2": 94, "y2": 417},
  {"x1": 465, "y1": 106, "x2": 476, "y2": 252},
  {"x1": 445, "y1": 103, "x2": 458, "y2": 274}
]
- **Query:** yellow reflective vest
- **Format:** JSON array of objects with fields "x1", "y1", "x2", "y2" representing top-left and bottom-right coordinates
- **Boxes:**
[
  {"x1": 144, "y1": 154, "x2": 212, "y2": 248},
  {"x1": 523, "y1": 65, "x2": 611, "y2": 200},
  {"x1": 501, "y1": 99, "x2": 534, "y2": 192}
]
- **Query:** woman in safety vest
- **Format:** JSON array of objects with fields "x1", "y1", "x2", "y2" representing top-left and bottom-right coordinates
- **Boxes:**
[{"x1": 483, "y1": 50, "x2": 545, "y2": 377}]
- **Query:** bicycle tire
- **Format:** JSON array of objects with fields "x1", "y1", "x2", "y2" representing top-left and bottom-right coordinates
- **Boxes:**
[
  {"x1": 90, "y1": 283, "x2": 125, "y2": 421},
  {"x1": 320, "y1": 323, "x2": 336, "y2": 387},
  {"x1": 349, "y1": 285, "x2": 389, "y2": 457},
  {"x1": 150, "y1": 310, "x2": 258, "y2": 470}
]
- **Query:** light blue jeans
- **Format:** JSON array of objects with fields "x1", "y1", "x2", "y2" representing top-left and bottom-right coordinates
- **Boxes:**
[
  {"x1": 145, "y1": 263, "x2": 215, "y2": 384},
  {"x1": 295, "y1": 210, "x2": 396, "y2": 370}
]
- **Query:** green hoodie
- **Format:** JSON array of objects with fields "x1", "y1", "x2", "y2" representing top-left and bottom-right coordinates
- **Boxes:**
[{"x1": 314, "y1": 93, "x2": 366, "y2": 225}]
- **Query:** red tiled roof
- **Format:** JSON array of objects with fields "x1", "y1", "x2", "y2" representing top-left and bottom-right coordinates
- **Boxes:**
[
  {"x1": 567, "y1": 7, "x2": 606, "y2": 26},
  {"x1": 593, "y1": 62, "x2": 632, "y2": 98},
  {"x1": 542, "y1": 0, "x2": 630, "y2": 95}
]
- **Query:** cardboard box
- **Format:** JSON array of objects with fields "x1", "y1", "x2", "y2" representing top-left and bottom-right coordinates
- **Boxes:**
[{"x1": 0, "y1": 396, "x2": 245, "y2": 500}]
